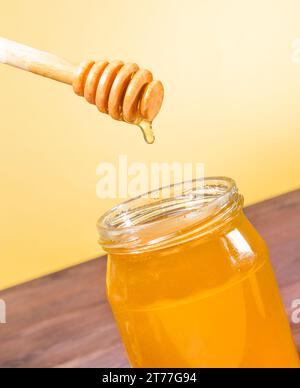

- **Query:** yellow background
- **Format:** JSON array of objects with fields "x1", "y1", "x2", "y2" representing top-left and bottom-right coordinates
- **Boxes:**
[{"x1": 1, "y1": 0, "x2": 300, "y2": 290}]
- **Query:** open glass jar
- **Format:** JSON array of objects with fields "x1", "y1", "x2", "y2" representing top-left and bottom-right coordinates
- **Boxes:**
[{"x1": 97, "y1": 177, "x2": 299, "y2": 368}]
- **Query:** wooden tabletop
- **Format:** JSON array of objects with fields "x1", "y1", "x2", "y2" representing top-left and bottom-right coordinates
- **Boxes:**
[{"x1": 0, "y1": 190, "x2": 299, "y2": 368}]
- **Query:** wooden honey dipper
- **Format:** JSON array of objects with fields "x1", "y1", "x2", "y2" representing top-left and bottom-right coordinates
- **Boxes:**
[{"x1": 0, "y1": 37, "x2": 164, "y2": 144}]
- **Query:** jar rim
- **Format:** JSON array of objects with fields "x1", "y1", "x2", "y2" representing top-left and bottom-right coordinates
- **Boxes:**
[{"x1": 97, "y1": 177, "x2": 242, "y2": 254}]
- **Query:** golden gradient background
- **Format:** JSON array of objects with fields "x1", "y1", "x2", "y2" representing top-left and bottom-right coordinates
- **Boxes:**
[{"x1": 1, "y1": 0, "x2": 300, "y2": 290}]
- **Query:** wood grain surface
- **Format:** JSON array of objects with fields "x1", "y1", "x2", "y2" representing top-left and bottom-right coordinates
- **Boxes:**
[{"x1": 0, "y1": 190, "x2": 299, "y2": 368}]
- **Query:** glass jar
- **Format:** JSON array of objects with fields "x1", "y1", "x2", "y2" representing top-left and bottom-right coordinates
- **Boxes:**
[{"x1": 97, "y1": 177, "x2": 299, "y2": 368}]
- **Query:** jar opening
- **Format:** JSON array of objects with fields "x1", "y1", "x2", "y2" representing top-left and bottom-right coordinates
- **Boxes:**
[{"x1": 97, "y1": 177, "x2": 243, "y2": 254}]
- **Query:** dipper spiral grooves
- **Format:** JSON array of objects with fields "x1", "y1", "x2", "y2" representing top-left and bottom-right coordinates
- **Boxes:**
[{"x1": 72, "y1": 60, "x2": 164, "y2": 124}]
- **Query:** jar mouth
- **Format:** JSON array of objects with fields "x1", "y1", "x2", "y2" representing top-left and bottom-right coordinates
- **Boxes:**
[{"x1": 97, "y1": 177, "x2": 243, "y2": 254}]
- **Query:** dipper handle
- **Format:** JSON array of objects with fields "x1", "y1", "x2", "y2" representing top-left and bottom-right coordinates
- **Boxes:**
[{"x1": 0, "y1": 37, "x2": 164, "y2": 142}]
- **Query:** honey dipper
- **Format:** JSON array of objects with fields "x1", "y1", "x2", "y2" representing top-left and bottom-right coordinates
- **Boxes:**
[{"x1": 0, "y1": 37, "x2": 164, "y2": 144}]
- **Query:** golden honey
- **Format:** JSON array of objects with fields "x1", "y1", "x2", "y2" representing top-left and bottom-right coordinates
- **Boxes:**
[
  {"x1": 98, "y1": 178, "x2": 299, "y2": 368},
  {"x1": 138, "y1": 120, "x2": 155, "y2": 144}
]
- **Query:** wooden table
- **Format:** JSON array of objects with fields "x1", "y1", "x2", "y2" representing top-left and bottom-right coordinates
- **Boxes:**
[{"x1": 0, "y1": 190, "x2": 299, "y2": 368}]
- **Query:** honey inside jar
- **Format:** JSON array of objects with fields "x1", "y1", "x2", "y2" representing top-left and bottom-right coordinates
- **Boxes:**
[{"x1": 98, "y1": 178, "x2": 299, "y2": 368}]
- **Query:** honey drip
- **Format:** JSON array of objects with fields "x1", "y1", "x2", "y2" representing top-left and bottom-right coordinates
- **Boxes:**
[{"x1": 138, "y1": 120, "x2": 155, "y2": 145}]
